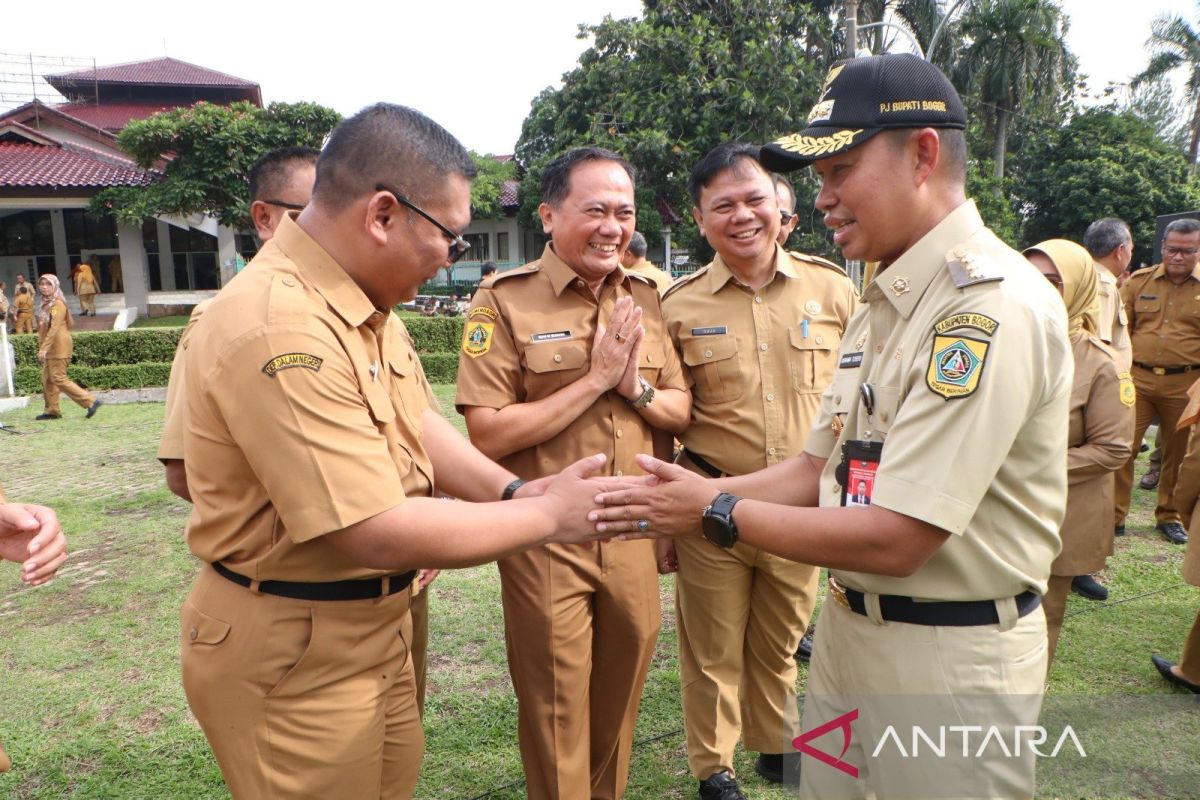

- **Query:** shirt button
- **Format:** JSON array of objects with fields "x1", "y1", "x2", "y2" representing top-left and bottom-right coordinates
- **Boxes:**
[
  {"x1": 705, "y1": 349, "x2": 713, "y2": 358},
  {"x1": 615, "y1": 469, "x2": 624, "y2": 477},
  {"x1": 189, "y1": 627, "x2": 198, "y2": 642},
  {"x1": 816, "y1": 336, "x2": 825, "y2": 345},
  {"x1": 553, "y1": 354, "x2": 563, "y2": 363},
  {"x1": 616, "y1": 430, "x2": 623, "y2": 439},
  {"x1": 880, "y1": 410, "x2": 889, "y2": 422},
  {"x1": 755, "y1": 296, "x2": 763, "y2": 304},
  {"x1": 766, "y1": 393, "x2": 775, "y2": 402},
  {"x1": 834, "y1": 394, "x2": 841, "y2": 404},
  {"x1": 647, "y1": 355, "x2": 653, "y2": 363},
  {"x1": 768, "y1": 447, "x2": 776, "y2": 455},
  {"x1": 875, "y1": 345, "x2": 884, "y2": 353},
  {"x1": 759, "y1": 342, "x2": 768, "y2": 351}
]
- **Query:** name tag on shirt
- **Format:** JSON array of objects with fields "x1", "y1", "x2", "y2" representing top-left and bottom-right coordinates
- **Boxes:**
[
  {"x1": 1139, "y1": 295, "x2": 1158, "y2": 300},
  {"x1": 691, "y1": 326, "x2": 728, "y2": 336},
  {"x1": 530, "y1": 330, "x2": 572, "y2": 343},
  {"x1": 839, "y1": 352, "x2": 864, "y2": 369}
]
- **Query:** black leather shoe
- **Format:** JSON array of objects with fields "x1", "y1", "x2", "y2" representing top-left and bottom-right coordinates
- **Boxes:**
[
  {"x1": 699, "y1": 770, "x2": 746, "y2": 800},
  {"x1": 754, "y1": 752, "x2": 800, "y2": 785},
  {"x1": 1140, "y1": 465, "x2": 1161, "y2": 490},
  {"x1": 86, "y1": 399, "x2": 102, "y2": 419},
  {"x1": 1115, "y1": 523, "x2": 1126, "y2": 537},
  {"x1": 1071, "y1": 574, "x2": 1108, "y2": 601},
  {"x1": 34, "y1": 412, "x2": 62, "y2": 420},
  {"x1": 795, "y1": 631, "x2": 814, "y2": 662},
  {"x1": 1151, "y1": 654, "x2": 1200, "y2": 693},
  {"x1": 1156, "y1": 522, "x2": 1188, "y2": 545}
]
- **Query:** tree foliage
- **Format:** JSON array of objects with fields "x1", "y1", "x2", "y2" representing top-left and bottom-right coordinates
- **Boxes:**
[
  {"x1": 1020, "y1": 108, "x2": 1200, "y2": 264},
  {"x1": 515, "y1": 0, "x2": 835, "y2": 259},
  {"x1": 1135, "y1": 7, "x2": 1200, "y2": 170},
  {"x1": 468, "y1": 153, "x2": 517, "y2": 220},
  {"x1": 92, "y1": 101, "x2": 341, "y2": 228}
]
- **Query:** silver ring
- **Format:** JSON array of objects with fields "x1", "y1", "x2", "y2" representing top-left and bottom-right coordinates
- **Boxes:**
[
  {"x1": 637, "y1": 519, "x2": 649, "y2": 532},
  {"x1": 614, "y1": 333, "x2": 625, "y2": 342}
]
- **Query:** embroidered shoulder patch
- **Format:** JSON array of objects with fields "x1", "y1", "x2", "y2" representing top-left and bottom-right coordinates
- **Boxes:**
[
  {"x1": 926, "y1": 335, "x2": 989, "y2": 400},
  {"x1": 263, "y1": 353, "x2": 323, "y2": 377},
  {"x1": 469, "y1": 306, "x2": 499, "y2": 321},
  {"x1": 1118, "y1": 372, "x2": 1136, "y2": 408},
  {"x1": 934, "y1": 313, "x2": 999, "y2": 337},
  {"x1": 462, "y1": 321, "x2": 494, "y2": 358}
]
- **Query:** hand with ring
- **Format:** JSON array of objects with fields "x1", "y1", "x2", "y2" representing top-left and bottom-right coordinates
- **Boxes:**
[
  {"x1": 589, "y1": 454, "x2": 714, "y2": 539},
  {"x1": 588, "y1": 296, "x2": 644, "y2": 393}
]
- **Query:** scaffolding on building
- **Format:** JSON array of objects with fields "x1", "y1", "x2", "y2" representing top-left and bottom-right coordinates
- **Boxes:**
[{"x1": 0, "y1": 51, "x2": 96, "y2": 116}]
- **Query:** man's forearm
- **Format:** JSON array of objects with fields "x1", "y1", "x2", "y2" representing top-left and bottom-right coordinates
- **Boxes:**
[
  {"x1": 713, "y1": 452, "x2": 825, "y2": 507},
  {"x1": 424, "y1": 409, "x2": 514, "y2": 502},
  {"x1": 628, "y1": 387, "x2": 691, "y2": 434}
]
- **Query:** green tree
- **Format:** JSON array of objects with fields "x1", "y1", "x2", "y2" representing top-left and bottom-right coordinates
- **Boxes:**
[
  {"x1": 515, "y1": 0, "x2": 834, "y2": 260},
  {"x1": 92, "y1": 101, "x2": 341, "y2": 228},
  {"x1": 953, "y1": 0, "x2": 1074, "y2": 181},
  {"x1": 468, "y1": 153, "x2": 517, "y2": 220},
  {"x1": 1020, "y1": 108, "x2": 1200, "y2": 264},
  {"x1": 1134, "y1": 6, "x2": 1200, "y2": 170}
]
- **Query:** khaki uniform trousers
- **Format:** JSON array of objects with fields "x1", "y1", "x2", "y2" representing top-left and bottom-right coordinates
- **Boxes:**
[
  {"x1": 15, "y1": 313, "x2": 32, "y2": 334},
  {"x1": 78, "y1": 293, "x2": 96, "y2": 315},
  {"x1": 1042, "y1": 574, "x2": 1075, "y2": 667},
  {"x1": 181, "y1": 566, "x2": 422, "y2": 799},
  {"x1": 0, "y1": 739, "x2": 9, "y2": 773},
  {"x1": 675, "y1": 536, "x2": 817, "y2": 779},
  {"x1": 800, "y1": 591, "x2": 1048, "y2": 799},
  {"x1": 42, "y1": 359, "x2": 94, "y2": 415},
  {"x1": 1116, "y1": 369, "x2": 1196, "y2": 524},
  {"x1": 498, "y1": 539, "x2": 660, "y2": 800}
]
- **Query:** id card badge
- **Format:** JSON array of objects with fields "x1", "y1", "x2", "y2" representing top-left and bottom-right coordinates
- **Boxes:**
[{"x1": 836, "y1": 439, "x2": 883, "y2": 508}]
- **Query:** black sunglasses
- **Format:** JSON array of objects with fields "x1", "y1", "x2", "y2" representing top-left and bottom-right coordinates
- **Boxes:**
[
  {"x1": 259, "y1": 199, "x2": 307, "y2": 211},
  {"x1": 375, "y1": 183, "x2": 471, "y2": 264}
]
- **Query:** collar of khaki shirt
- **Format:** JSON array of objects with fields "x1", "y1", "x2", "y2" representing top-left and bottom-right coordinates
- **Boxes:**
[
  {"x1": 272, "y1": 212, "x2": 383, "y2": 330},
  {"x1": 704, "y1": 244, "x2": 800, "y2": 294},
  {"x1": 867, "y1": 199, "x2": 984, "y2": 318},
  {"x1": 540, "y1": 242, "x2": 633, "y2": 296},
  {"x1": 1143, "y1": 262, "x2": 1200, "y2": 285}
]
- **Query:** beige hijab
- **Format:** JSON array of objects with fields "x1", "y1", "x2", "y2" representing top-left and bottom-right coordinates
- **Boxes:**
[
  {"x1": 35, "y1": 274, "x2": 72, "y2": 330},
  {"x1": 1025, "y1": 239, "x2": 1098, "y2": 338}
]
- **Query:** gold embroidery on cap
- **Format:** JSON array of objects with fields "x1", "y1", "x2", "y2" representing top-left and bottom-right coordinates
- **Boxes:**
[
  {"x1": 820, "y1": 65, "x2": 844, "y2": 98},
  {"x1": 808, "y1": 100, "x2": 835, "y2": 123},
  {"x1": 775, "y1": 129, "x2": 863, "y2": 157}
]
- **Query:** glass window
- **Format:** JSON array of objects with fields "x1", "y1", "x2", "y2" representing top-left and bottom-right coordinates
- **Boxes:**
[
  {"x1": 64, "y1": 209, "x2": 86, "y2": 253},
  {"x1": 142, "y1": 219, "x2": 159, "y2": 253},
  {"x1": 192, "y1": 253, "x2": 219, "y2": 290},
  {"x1": 31, "y1": 212, "x2": 53, "y2": 253},
  {"x1": 174, "y1": 253, "x2": 191, "y2": 291},
  {"x1": 497, "y1": 231, "x2": 510, "y2": 262},
  {"x1": 147, "y1": 254, "x2": 161, "y2": 291},
  {"x1": 464, "y1": 233, "x2": 489, "y2": 262}
]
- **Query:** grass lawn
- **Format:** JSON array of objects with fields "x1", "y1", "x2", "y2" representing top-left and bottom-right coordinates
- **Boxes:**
[{"x1": 0, "y1": 394, "x2": 1196, "y2": 798}]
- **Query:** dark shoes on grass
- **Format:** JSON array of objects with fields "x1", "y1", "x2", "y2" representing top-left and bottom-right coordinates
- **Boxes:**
[
  {"x1": 1070, "y1": 575, "x2": 1108, "y2": 601},
  {"x1": 34, "y1": 412, "x2": 62, "y2": 420},
  {"x1": 1156, "y1": 522, "x2": 1188, "y2": 545},
  {"x1": 754, "y1": 752, "x2": 800, "y2": 785},
  {"x1": 86, "y1": 399, "x2": 102, "y2": 419},
  {"x1": 699, "y1": 771, "x2": 746, "y2": 800},
  {"x1": 795, "y1": 632, "x2": 814, "y2": 662},
  {"x1": 1151, "y1": 655, "x2": 1200, "y2": 694},
  {"x1": 1140, "y1": 465, "x2": 1161, "y2": 490}
]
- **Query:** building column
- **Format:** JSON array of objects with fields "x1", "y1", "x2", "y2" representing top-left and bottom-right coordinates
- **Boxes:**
[
  {"x1": 156, "y1": 220, "x2": 177, "y2": 291},
  {"x1": 117, "y1": 221, "x2": 149, "y2": 315},
  {"x1": 217, "y1": 225, "x2": 238, "y2": 287},
  {"x1": 50, "y1": 209, "x2": 70, "y2": 283}
]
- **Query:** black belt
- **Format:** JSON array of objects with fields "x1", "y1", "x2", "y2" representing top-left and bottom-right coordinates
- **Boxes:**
[
  {"x1": 680, "y1": 447, "x2": 723, "y2": 478},
  {"x1": 830, "y1": 577, "x2": 1041, "y2": 627},
  {"x1": 1132, "y1": 361, "x2": 1200, "y2": 376},
  {"x1": 212, "y1": 561, "x2": 415, "y2": 601}
]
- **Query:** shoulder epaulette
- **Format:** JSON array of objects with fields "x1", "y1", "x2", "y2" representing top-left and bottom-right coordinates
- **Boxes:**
[
  {"x1": 662, "y1": 266, "x2": 711, "y2": 301},
  {"x1": 483, "y1": 264, "x2": 539, "y2": 289},
  {"x1": 945, "y1": 243, "x2": 1005, "y2": 289},
  {"x1": 788, "y1": 250, "x2": 847, "y2": 275},
  {"x1": 626, "y1": 270, "x2": 656, "y2": 288}
]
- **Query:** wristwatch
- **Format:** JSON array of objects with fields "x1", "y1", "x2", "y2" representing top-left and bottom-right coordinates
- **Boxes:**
[
  {"x1": 701, "y1": 492, "x2": 741, "y2": 549},
  {"x1": 628, "y1": 375, "x2": 655, "y2": 409}
]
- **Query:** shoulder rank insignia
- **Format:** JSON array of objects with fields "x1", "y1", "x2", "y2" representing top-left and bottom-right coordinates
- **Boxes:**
[
  {"x1": 462, "y1": 320, "x2": 494, "y2": 358},
  {"x1": 263, "y1": 353, "x2": 323, "y2": 377},
  {"x1": 1118, "y1": 372, "x2": 1136, "y2": 408},
  {"x1": 926, "y1": 335, "x2": 989, "y2": 400},
  {"x1": 946, "y1": 246, "x2": 1005, "y2": 289}
]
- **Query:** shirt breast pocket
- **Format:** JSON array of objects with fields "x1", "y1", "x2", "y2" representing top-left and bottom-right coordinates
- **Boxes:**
[
  {"x1": 1134, "y1": 297, "x2": 1161, "y2": 317},
  {"x1": 681, "y1": 334, "x2": 742, "y2": 404},
  {"x1": 789, "y1": 323, "x2": 839, "y2": 393},
  {"x1": 385, "y1": 349, "x2": 428, "y2": 434},
  {"x1": 523, "y1": 339, "x2": 589, "y2": 398}
]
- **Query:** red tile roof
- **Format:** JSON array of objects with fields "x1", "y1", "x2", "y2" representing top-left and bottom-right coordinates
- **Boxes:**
[
  {"x1": 53, "y1": 101, "x2": 176, "y2": 132},
  {"x1": 0, "y1": 141, "x2": 157, "y2": 188},
  {"x1": 46, "y1": 57, "x2": 257, "y2": 89},
  {"x1": 500, "y1": 179, "x2": 519, "y2": 208}
]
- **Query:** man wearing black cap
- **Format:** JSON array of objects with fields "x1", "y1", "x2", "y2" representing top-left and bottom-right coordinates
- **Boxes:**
[{"x1": 590, "y1": 54, "x2": 1069, "y2": 799}]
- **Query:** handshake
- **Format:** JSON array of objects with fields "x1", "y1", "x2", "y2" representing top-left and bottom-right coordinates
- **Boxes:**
[{"x1": 530, "y1": 452, "x2": 717, "y2": 547}]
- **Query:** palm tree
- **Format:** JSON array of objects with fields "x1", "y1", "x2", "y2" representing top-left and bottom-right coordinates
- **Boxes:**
[
  {"x1": 953, "y1": 0, "x2": 1074, "y2": 181},
  {"x1": 1134, "y1": 6, "x2": 1200, "y2": 171}
]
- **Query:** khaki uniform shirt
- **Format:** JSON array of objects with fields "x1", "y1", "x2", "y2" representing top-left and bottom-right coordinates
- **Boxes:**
[
  {"x1": 663, "y1": 246, "x2": 856, "y2": 476},
  {"x1": 1122, "y1": 263, "x2": 1200, "y2": 367},
  {"x1": 1055, "y1": 333, "x2": 1134, "y2": 574},
  {"x1": 456, "y1": 244, "x2": 686, "y2": 478},
  {"x1": 805, "y1": 201, "x2": 1071, "y2": 600},
  {"x1": 158, "y1": 301, "x2": 210, "y2": 461},
  {"x1": 0, "y1": 293, "x2": 8, "y2": 316},
  {"x1": 1095, "y1": 267, "x2": 1131, "y2": 370},
  {"x1": 183, "y1": 214, "x2": 434, "y2": 582},
  {"x1": 624, "y1": 258, "x2": 673, "y2": 294},
  {"x1": 38, "y1": 299, "x2": 72, "y2": 359},
  {"x1": 14, "y1": 293, "x2": 32, "y2": 318}
]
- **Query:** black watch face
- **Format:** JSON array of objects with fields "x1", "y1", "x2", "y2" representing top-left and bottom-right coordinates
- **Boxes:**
[{"x1": 702, "y1": 513, "x2": 735, "y2": 548}]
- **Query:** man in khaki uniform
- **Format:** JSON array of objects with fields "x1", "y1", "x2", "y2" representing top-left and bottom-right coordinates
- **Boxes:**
[
  {"x1": 773, "y1": 174, "x2": 800, "y2": 246},
  {"x1": 621, "y1": 230, "x2": 673, "y2": 293},
  {"x1": 662, "y1": 142, "x2": 856, "y2": 799},
  {"x1": 456, "y1": 147, "x2": 690, "y2": 800},
  {"x1": 178, "y1": 105, "x2": 613, "y2": 800},
  {"x1": 593, "y1": 55, "x2": 1069, "y2": 799},
  {"x1": 1115, "y1": 218, "x2": 1200, "y2": 545},
  {"x1": 0, "y1": 482, "x2": 68, "y2": 773},
  {"x1": 1083, "y1": 217, "x2": 1133, "y2": 370}
]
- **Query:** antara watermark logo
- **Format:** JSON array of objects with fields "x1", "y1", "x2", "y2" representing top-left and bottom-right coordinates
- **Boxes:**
[{"x1": 793, "y1": 708, "x2": 1087, "y2": 777}]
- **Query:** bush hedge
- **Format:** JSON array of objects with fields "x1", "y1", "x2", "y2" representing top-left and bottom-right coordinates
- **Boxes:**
[{"x1": 8, "y1": 319, "x2": 463, "y2": 393}]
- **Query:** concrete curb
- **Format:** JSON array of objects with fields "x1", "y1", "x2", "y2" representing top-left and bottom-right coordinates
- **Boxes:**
[{"x1": 14, "y1": 387, "x2": 166, "y2": 407}]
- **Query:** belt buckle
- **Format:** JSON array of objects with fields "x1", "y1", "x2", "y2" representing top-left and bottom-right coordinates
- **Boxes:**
[
  {"x1": 1154, "y1": 367, "x2": 1167, "y2": 375},
  {"x1": 829, "y1": 576, "x2": 851, "y2": 609}
]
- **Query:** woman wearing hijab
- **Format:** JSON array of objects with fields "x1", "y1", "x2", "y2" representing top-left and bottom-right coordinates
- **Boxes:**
[
  {"x1": 76, "y1": 257, "x2": 99, "y2": 316},
  {"x1": 1024, "y1": 239, "x2": 1134, "y2": 668},
  {"x1": 34, "y1": 274, "x2": 100, "y2": 421}
]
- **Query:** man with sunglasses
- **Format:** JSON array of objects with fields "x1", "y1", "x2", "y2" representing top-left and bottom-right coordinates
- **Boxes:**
[
  {"x1": 456, "y1": 146, "x2": 691, "y2": 799},
  {"x1": 774, "y1": 173, "x2": 800, "y2": 246},
  {"x1": 176, "y1": 105, "x2": 614, "y2": 800},
  {"x1": 1115, "y1": 217, "x2": 1200, "y2": 545}
]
